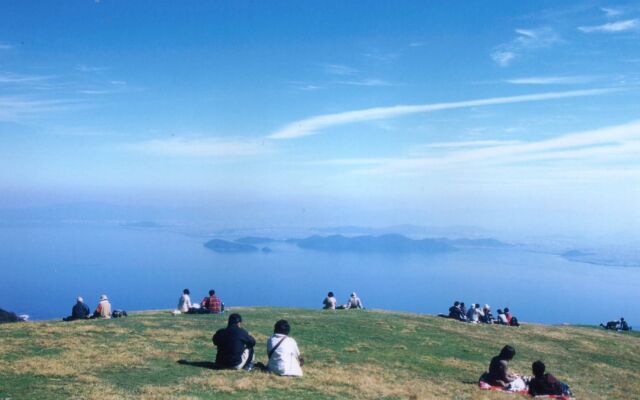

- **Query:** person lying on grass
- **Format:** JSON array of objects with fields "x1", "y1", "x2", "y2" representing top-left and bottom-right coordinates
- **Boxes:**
[
  {"x1": 212, "y1": 313, "x2": 256, "y2": 371},
  {"x1": 266, "y1": 319, "x2": 303, "y2": 377},
  {"x1": 528, "y1": 360, "x2": 573, "y2": 397}
]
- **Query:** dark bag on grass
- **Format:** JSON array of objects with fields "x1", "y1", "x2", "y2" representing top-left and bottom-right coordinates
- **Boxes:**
[{"x1": 112, "y1": 310, "x2": 128, "y2": 318}]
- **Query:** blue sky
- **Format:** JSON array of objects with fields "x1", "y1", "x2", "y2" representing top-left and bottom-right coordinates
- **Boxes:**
[{"x1": 2, "y1": 1, "x2": 640, "y2": 235}]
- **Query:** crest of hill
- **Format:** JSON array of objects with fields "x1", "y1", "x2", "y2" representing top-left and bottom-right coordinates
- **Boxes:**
[{"x1": 0, "y1": 308, "x2": 638, "y2": 399}]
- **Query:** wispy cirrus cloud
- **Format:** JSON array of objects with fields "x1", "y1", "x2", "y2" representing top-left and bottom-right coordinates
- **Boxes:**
[
  {"x1": 578, "y1": 19, "x2": 639, "y2": 33},
  {"x1": 127, "y1": 137, "x2": 270, "y2": 158},
  {"x1": 75, "y1": 64, "x2": 110, "y2": 73},
  {"x1": 268, "y1": 88, "x2": 618, "y2": 139},
  {"x1": 491, "y1": 27, "x2": 562, "y2": 67},
  {"x1": 323, "y1": 64, "x2": 358, "y2": 76},
  {"x1": 601, "y1": 7, "x2": 623, "y2": 18},
  {"x1": 0, "y1": 96, "x2": 81, "y2": 121},
  {"x1": 0, "y1": 72, "x2": 53, "y2": 84},
  {"x1": 505, "y1": 75, "x2": 595, "y2": 85},
  {"x1": 336, "y1": 78, "x2": 396, "y2": 87},
  {"x1": 344, "y1": 120, "x2": 640, "y2": 176},
  {"x1": 0, "y1": 43, "x2": 12, "y2": 50}
]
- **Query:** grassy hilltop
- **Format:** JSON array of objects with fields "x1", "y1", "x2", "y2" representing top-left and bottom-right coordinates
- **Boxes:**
[{"x1": 0, "y1": 308, "x2": 638, "y2": 399}]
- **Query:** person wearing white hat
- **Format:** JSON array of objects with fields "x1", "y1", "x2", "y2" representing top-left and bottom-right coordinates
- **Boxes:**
[
  {"x1": 92, "y1": 294, "x2": 112, "y2": 319},
  {"x1": 343, "y1": 292, "x2": 364, "y2": 309},
  {"x1": 63, "y1": 296, "x2": 90, "y2": 321}
]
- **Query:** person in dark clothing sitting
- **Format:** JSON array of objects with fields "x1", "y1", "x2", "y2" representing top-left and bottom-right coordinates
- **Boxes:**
[
  {"x1": 528, "y1": 360, "x2": 573, "y2": 397},
  {"x1": 63, "y1": 297, "x2": 90, "y2": 321},
  {"x1": 487, "y1": 345, "x2": 517, "y2": 388},
  {"x1": 619, "y1": 317, "x2": 632, "y2": 331},
  {"x1": 212, "y1": 313, "x2": 256, "y2": 370},
  {"x1": 448, "y1": 301, "x2": 465, "y2": 321}
]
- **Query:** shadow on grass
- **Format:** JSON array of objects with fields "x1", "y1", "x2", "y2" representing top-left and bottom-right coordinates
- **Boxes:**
[{"x1": 177, "y1": 359, "x2": 218, "y2": 369}]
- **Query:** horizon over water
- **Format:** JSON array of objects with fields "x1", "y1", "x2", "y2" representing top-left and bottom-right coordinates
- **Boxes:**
[{"x1": 1, "y1": 222, "x2": 638, "y2": 325}]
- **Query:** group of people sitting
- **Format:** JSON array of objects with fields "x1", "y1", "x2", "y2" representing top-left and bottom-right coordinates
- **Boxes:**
[
  {"x1": 62, "y1": 294, "x2": 123, "y2": 321},
  {"x1": 209, "y1": 313, "x2": 303, "y2": 377},
  {"x1": 175, "y1": 289, "x2": 225, "y2": 314},
  {"x1": 600, "y1": 317, "x2": 632, "y2": 331},
  {"x1": 482, "y1": 345, "x2": 573, "y2": 397},
  {"x1": 445, "y1": 301, "x2": 520, "y2": 326},
  {"x1": 322, "y1": 291, "x2": 364, "y2": 310}
]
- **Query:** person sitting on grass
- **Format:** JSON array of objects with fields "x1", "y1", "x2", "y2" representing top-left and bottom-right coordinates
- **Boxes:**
[
  {"x1": 486, "y1": 345, "x2": 523, "y2": 389},
  {"x1": 496, "y1": 309, "x2": 509, "y2": 325},
  {"x1": 212, "y1": 313, "x2": 256, "y2": 371},
  {"x1": 177, "y1": 288, "x2": 192, "y2": 313},
  {"x1": 341, "y1": 292, "x2": 364, "y2": 309},
  {"x1": 91, "y1": 294, "x2": 112, "y2": 319},
  {"x1": 528, "y1": 360, "x2": 573, "y2": 397},
  {"x1": 63, "y1": 296, "x2": 90, "y2": 321},
  {"x1": 449, "y1": 301, "x2": 467, "y2": 321},
  {"x1": 322, "y1": 292, "x2": 337, "y2": 310},
  {"x1": 481, "y1": 304, "x2": 494, "y2": 324},
  {"x1": 619, "y1": 317, "x2": 632, "y2": 331},
  {"x1": 466, "y1": 303, "x2": 479, "y2": 323},
  {"x1": 504, "y1": 307, "x2": 513, "y2": 323},
  {"x1": 459, "y1": 302, "x2": 468, "y2": 318},
  {"x1": 266, "y1": 319, "x2": 303, "y2": 377},
  {"x1": 201, "y1": 289, "x2": 223, "y2": 314}
]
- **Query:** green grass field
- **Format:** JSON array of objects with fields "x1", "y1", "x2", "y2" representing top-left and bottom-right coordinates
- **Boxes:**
[{"x1": 0, "y1": 308, "x2": 638, "y2": 399}]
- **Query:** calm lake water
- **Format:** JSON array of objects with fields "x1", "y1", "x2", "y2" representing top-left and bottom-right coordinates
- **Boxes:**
[{"x1": 1, "y1": 223, "x2": 638, "y2": 324}]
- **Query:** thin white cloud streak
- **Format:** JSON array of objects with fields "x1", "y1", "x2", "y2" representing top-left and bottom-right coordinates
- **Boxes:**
[
  {"x1": 268, "y1": 88, "x2": 619, "y2": 139},
  {"x1": 127, "y1": 137, "x2": 270, "y2": 158},
  {"x1": 0, "y1": 96, "x2": 81, "y2": 121},
  {"x1": 601, "y1": 7, "x2": 623, "y2": 17},
  {"x1": 491, "y1": 27, "x2": 561, "y2": 67},
  {"x1": 0, "y1": 72, "x2": 53, "y2": 84},
  {"x1": 323, "y1": 64, "x2": 358, "y2": 76},
  {"x1": 0, "y1": 43, "x2": 11, "y2": 50},
  {"x1": 506, "y1": 76, "x2": 595, "y2": 85},
  {"x1": 420, "y1": 140, "x2": 522, "y2": 149},
  {"x1": 348, "y1": 120, "x2": 640, "y2": 175},
  {"x1": 336, "y1": 79, "x2": 395, "y2": 87},
  {"x1": 578, "y1": 19, "x2": 639, "y2": 33}
]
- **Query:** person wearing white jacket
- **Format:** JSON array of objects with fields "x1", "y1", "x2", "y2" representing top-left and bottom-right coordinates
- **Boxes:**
[{"x1": 266, "y1": 320, "x2": 303, "y2": 377}]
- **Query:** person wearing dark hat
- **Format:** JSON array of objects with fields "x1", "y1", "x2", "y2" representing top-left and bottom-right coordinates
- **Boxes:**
[
  {"x1": 212, "y1": 313, "x2": 256, "y2": 370},
  {"x1": 266, "y1": 320, "x2": 303, "y2": 376}
]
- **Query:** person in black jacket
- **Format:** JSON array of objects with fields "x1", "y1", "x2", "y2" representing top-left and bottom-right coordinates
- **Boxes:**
[
  {"x1": 528, "y1": 360, "x2": 573, "y2": 397},
  {"x1": 212, "y1": 313, "x2": 256, "y2": 370},
  {"x1": 63, "y1": 297, "x2": 90, "y2": 321}
]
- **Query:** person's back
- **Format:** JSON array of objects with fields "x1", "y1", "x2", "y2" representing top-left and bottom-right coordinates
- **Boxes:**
[
  {"x1": 267, "y1": 320, "x2": 303, "y2": 377},
  {"x1": 497, "y1": 310, "x2": 509, "y2": 325},
  {"x1": 504, "y1": 308, "x2": 513, "y2": 323},
  {"x1": 466, "y1": 305, "x2": 476, "y2": 322},
  {"x1": 178, "y1": 289, "x2": 192, "y2": 313},
  {"x1": 71, "y1": 299, "x2": 90, "y2": 320},
  {"x1": 448, "y1": 302, "x2": 461, "y2": 319},
  {"x1": 212, "y1": 314, "x2": 256, "y2": 369},
  {"x1": 94, "y1": 295, "x2": 112, "y2": 319},
  {"x1": 202, "y1": 290, "x2": 223, "y2": 314},
  {"x1": 346, "y1": 293, "x2": 363, "y2": 309},
  {"x1": 323, "y1": 292, "x2": 336, "y2": 310}
]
